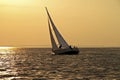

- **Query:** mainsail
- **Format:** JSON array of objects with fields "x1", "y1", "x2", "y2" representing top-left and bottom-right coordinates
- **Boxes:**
[
  {"x1": 45, "y1": 7, "x2": 69, "y2": 48},
  {"x1": 48, "y1": 19, "x2": 58, "y2": 50}
]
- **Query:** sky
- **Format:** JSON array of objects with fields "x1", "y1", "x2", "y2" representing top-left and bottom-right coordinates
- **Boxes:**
[{"x1": 0, "y1": 0, "x2": 120, "y2": 47}]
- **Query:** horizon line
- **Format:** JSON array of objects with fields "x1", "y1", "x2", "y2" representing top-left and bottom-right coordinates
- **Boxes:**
[{"x1": 0, "y1": 45, "x2": 120, "y2": 48}]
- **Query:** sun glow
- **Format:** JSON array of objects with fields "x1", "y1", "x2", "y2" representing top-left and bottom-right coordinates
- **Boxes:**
[{"x1": 0, "y1": 47, "x2": 14, "y2": 49}]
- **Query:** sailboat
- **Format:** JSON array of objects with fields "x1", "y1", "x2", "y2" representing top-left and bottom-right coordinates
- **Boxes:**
[{"x1": 46, "y1": 7, "x2": 79, "y2": 55}]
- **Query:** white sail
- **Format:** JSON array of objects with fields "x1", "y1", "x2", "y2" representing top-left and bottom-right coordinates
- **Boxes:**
[
  {"x1": 48, "y1": 19, "x2": 58, "y2": 50},
  {"x1": 45, "y1": 7, "x2": 69, "y2": 48}
]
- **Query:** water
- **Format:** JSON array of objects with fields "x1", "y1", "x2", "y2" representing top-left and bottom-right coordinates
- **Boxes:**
[{"x1": 0, "y1": 48, "x2": 120, "y2": 80}]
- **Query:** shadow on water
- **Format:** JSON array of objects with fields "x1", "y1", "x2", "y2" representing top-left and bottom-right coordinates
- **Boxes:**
[{"x1": 0, "y1": 48, "x2": 120, "y2": 80}]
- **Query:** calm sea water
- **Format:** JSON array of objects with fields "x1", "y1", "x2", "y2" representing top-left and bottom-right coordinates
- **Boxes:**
[{"x1": 0, "y1": 48, "x2": 120, "y2": 80}]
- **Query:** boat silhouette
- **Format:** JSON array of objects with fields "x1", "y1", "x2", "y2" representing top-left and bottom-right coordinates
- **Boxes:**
[{"x1": 45, "y1": 7, "x2": 79, "y2": 55}]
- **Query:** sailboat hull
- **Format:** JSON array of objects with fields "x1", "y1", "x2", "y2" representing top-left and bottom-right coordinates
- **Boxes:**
[{"x1": 53, "y1": 48, "x2": 79, "y2": 55}]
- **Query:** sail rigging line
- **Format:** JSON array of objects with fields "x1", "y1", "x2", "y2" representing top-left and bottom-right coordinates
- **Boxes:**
[{"x1": 45, "y1": 7, "x2": 69, "y2": 48}]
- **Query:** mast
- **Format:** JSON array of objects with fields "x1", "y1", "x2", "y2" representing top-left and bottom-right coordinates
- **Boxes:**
[
  {"x1": 45, "y1": 7, "x2": 69, "y2": 48},
  {"x1": 48, "y1": 19, "x2": 58, "y2": 49}
]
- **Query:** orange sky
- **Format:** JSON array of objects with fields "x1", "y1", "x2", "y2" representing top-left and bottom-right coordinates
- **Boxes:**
[{"x1": 0, "y1": 0, "x2": 120, "y2": 47}]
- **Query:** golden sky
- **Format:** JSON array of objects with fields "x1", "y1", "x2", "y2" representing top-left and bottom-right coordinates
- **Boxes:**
[{"x1": 0, "y1": 0, "x2": 120, "y2": 47}]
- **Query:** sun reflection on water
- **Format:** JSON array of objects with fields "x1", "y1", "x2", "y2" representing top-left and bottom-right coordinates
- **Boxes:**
[
  {"x1": 0, "y1": 47, "x2": 14, "y2": 49},
  {"x1": 0, "y1": 47, "x2": 16, "y2": 54}
]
